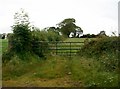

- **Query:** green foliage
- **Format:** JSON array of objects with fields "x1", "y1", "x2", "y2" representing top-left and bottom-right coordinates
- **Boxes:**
[
  {"x1": 47, "y1": 30, "x2": 63, "y2": 42},
  {"x1": 2, "y1": 53, "x2": 42, "y2": 80},
  {"x1": 0, "y1": 39, "x2": 8, "y2": 54},
  {"x1": 2, "y1": 9, "x2": 34, "y2": 62},
  {"x1": 3, "y1": 56, "x2": 118, "y2": 87},
  {"x1": 10, "y1": 9, "x2": 32, "y2": 53},
  {"x1": 33, "y1": 56, "x2": 67, "y2": 79},
  {"x1": 31, "y1": 30, "x2": 48, "y2": 57},
  {"x1": 78, "y1": 37, "x2": 119, "y2": 71},
  {"x1": 11, "y1": 24, "x2": 32, "y2": 52},
  {"x1": 2, "y1": 51, "x2": 14, "y2": 63},
  {"x1": 31, "y1": 28, "x2": 63, "y2": 57},
  {"x1": 79, "y1": 37, "x2": 119, "y2": 56},
  {"x1": 57, "y1": 18, "x2": 83, "y2": 37},
  {"x1": 70, "y1": 57, "x2": 118, "y2": 87}
]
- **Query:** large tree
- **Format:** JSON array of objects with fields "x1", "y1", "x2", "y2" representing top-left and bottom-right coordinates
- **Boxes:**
[{"x1": 57, "y1": 18, "x2": 83, "y2": 37}]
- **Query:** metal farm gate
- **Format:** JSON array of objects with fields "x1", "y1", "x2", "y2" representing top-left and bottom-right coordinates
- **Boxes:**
[{"x1": 40, "y1": 41, "x2": 84, "y2": 56}]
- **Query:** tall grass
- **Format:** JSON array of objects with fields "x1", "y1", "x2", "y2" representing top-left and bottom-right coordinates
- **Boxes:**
[
  {"x1": 3, "y1": 55, "x2": 119, "y2": 87},
  {"x1": 2, "y1": 52, "x2": 42, "y2": 80},
  {"x1": 70, "y1": 57, "x2": 118, "y2": 87},
  {"x1": 76, "y1": 37, "x2": 119, "y2": 87},
  {"x1": 33, "y1": 56, "x2": 68, "y2": 79}
]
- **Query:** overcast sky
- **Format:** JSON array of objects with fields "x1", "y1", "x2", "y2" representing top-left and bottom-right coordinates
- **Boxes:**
[{"x1": 0, "y1": 0, "x2": 119, "y2": 35}]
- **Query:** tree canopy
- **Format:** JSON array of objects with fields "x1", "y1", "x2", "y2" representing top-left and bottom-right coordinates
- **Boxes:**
[{"x1": 57, "y1": 18, "x2": 83, "y2": 37}]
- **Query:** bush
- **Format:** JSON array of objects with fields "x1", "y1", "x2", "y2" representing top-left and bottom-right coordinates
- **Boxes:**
[
  {"x1": 47, "y1": 30, "x2": 63, "y2": 42},
  {"x1": 2, "y1": 9, "x2": 33, "y2": 62},
  {"x1": 2, "y1": 51, "x2": 14, "y2": 63},
  {"x1": 31, "y1": 30, "x2": 48, "y2": 57},
  {"x1": 11, "y1": 24, "x2": 32, "y2": 53},
  {"x1": 9, "y1": 9, "x2": 32, "y2": 53},
  {"x1": 31, "y1": 29, "x2": 63, "y2": 57},
  {"x1": 78, "y1": 37, "x2": 119, "y2": 71},
  {"x1": 79, "y1": 37, "x2": 119, "y2": 57}
]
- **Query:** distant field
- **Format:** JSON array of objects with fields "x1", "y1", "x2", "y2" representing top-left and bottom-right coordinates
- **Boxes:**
[
  {"x1": 64, "y1": 38, "x2": 86, "y2": 42},
  {"x1": 49, "y1": 38, "x2": 97, "y2": 55},
  {"x1": 48, "y1": 38, "x2": 88, "y2": 55},
  {"x1": 0, "y1": 39, "x2": 8, "y2": 54},
  {"x1": 64, "y1": 38, "x2": 96, "y2": 42}
]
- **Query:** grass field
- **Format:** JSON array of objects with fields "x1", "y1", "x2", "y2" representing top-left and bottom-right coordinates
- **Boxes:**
[
  {"x1": 64, "y1": 38, "x2": 95, "y2": 42},
  {"x1": 65, "y1": 38, "x2": 86, "y2": 42},
  {"x1": 0, "y1": 39, "x2": 8, "y2": 54}
]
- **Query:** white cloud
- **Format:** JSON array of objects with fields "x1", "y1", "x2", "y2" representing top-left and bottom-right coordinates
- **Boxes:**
[{"x1": 0, "y1": 0, "x2": 119, "y2": 35}]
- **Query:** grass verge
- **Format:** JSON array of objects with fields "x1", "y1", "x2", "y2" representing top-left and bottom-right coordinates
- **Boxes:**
[{"x1": 2, "y1": 55, "x2": 118, "y2": 87}]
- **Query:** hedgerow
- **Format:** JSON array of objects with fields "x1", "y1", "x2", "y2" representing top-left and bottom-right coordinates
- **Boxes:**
[{"x1": 78, "y1": 37, "x2": 119, "y2": 71}]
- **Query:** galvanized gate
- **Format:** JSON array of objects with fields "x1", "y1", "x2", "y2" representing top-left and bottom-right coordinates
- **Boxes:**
[{"x1": 41, "y1": 41, "x2": 84, "y2": 56}]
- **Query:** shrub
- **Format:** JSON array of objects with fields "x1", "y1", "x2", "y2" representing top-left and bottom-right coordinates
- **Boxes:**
[
  {"x1": 11, "y1": 24, "x2": 32, "y2": 53},
  {"x1": 9, "y1": 9, "x2": 32, "y2": 53},
  {"x1": 31, "y1": 30, "x2": 49, "y2": 57},
  {"x1": 47, "y1": 30, "x2": 63, "y2": 42},
  {"x1": 2, "y1": 9, "x2": 33, "y2": 62},
  {"x1": 79, "y1": 37, "x2": 119, "y2": 57},
  {"x1": 78, "y1": 37, "x2": 119, "y2": 71},
  {"x1": 31, "y1": 29, "x2": 63, "y2": 57}
]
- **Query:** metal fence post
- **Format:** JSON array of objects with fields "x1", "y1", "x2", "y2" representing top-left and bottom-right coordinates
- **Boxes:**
[
  {"x1": 70, "y1": 42, "x2": 71, "y2": 58},
  {"x1": 56, "y1": 42, "x2": 57, "y2": 55}
]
